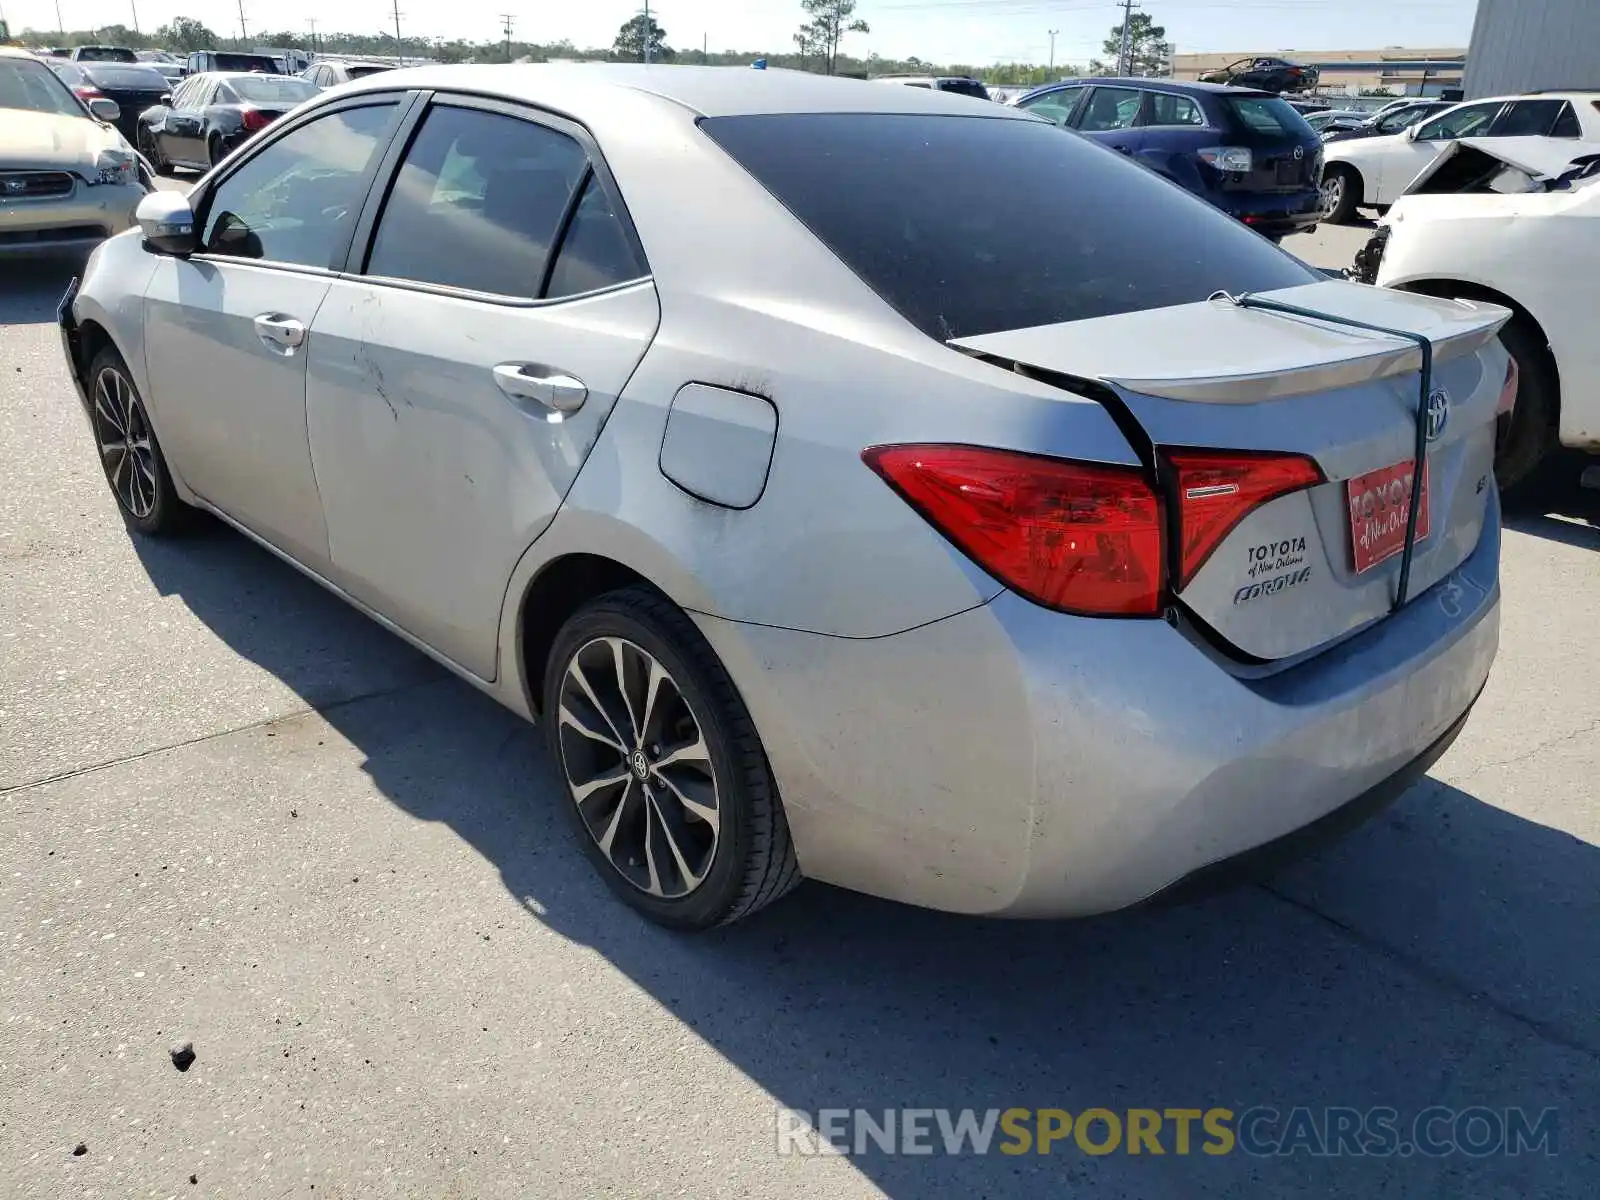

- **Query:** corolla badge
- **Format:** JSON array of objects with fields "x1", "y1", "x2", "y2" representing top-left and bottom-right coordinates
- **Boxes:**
[{"x1": 1425, "y1": 387, "x2": 1450, "y2": 441}]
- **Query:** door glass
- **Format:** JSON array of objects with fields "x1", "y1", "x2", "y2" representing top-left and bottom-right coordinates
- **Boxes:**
[
  {"x1": 1414, "y1": 103, "x2": 1501, "y2": 141},
  {"x1": 1550, "y1": 102, "x2": 1581, "y2": 138},
  {"x1": 200, "y1": 102, "x2": 397, "y2": 267},
  {"x1": 1489, "y1": 99, "x2": 1569, "y2": 137},
  {"x1": 1077, "y1": 87, "x2": 1142, "y2": 132},
  {"x1": 1147, "y1": 93, "x2": 1203, "y2": 127},
  {"x1": 365, "y1": 105, "x2": 588, "y2": 298},
  {"x1": 545, "y1": 176, "x2": 649, "y2": 299},
  {"x1": 1018, "y1": 90, "x2": 1078, "y2": 126}
]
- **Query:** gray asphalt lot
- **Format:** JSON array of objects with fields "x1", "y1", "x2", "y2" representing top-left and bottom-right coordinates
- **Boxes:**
[{"x1": 1, "y1": 220, "x2": 1597, "y2": 1199}]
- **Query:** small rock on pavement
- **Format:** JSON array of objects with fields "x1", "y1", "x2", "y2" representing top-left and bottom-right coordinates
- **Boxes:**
[
  {"x1": 71, "y1": 1143, "x2": 87, "y2": 1156},
  {"x1": 169, "y1": 1039, "x2": 196, "y2": 1072}
]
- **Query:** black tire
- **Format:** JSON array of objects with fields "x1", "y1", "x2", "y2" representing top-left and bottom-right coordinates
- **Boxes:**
[
  {"x1": 207, "y1": 135, "x2": 223, "y2": 168},
  {"x1": 1322, "y1": 164, "x2": 1362, "y2": 224},
  {"x1": 541, "y1": 586, "x2": 801, "y2": 930},
  {"x1": 139, "y1": 127, "x2": 173, "y2": 176},
  {"x1": 86, "y1": 346, "x2": 192, "y2": 537},
  {"x1": 1493, "y1": 318, "x2": 1559, "y2": 492}
]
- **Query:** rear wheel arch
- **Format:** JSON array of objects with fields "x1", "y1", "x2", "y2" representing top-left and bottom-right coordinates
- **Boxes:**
[
  {"x1": 517, "y1": 553, "x2": 666, "y2": 717},
  {"x1": 1393, "y1": 279, "x2": 1560, "y2": 416}
]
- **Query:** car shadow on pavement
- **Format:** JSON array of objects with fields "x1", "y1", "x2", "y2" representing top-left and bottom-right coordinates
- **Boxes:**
[
  {"x1": 0, "y1": 257, "x2": 87, "y2": 329},
  {"x1": 128, "y1": 521, "x2": 1600, "y2": 1199},
  {"x1": 1502, "y1": 452, "x2": 1599, "y2": 549}
]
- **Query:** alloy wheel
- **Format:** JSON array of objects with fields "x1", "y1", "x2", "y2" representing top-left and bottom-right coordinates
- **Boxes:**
[
  {"x1": 91, "y1": 366, "x2": 158, "y2": 520},
  {"x1": 1320, "y1": 173, "x2": 1343, "y2": 213},
  {"x1": 556, "y1": 636, "x2": 721, "y2": 899}
]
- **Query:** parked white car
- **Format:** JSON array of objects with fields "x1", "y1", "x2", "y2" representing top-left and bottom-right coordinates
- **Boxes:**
[
  {"x1": 1365, "y1": 138, "x2": 1600, "y2": 486},
  {"x1": 1322, "y1": 91, "x2": 1600, "y2": 223}
]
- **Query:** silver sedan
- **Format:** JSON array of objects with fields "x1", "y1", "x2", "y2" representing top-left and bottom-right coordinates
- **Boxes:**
[{"x1": 61, "y1": 65, "x2": 1511, "y2": 928}]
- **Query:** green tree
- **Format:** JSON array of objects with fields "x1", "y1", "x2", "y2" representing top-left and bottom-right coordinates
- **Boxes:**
[
  {"x1": 613, "y1": 13, "x2": 672, "y2": 62},
  {"x1": 154, "y1": 16, "x2": 219, "y2": 53},
  {"x1": 1091, "y1": 12, "x2": 1171, "y2": 77},
  {"x1": 798, "y1": 0, "x2": 869, "y2": 76}
]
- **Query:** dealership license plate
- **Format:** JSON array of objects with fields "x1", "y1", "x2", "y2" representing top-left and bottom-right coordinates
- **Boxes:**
[{"x1": 1347, "y1": 458, "x2": 1430, "y2": 574}]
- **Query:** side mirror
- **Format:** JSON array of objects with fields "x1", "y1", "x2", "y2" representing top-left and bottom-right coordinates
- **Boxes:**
[
  {"x1": 1405, "y1": 124, "x2": 1423, "y2": 142},
  {"x1": 89, "y1": 97, "x2": 121, "y2": 123},
  {"x1": 159, "y1": 92, "x2": 172, "y2": 105},
  {"x1": 136, "y1": 190, "x2": 198, "y2": 256}
]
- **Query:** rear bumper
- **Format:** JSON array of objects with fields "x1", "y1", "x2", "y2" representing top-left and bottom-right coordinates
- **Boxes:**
[
  {"x1": 1219, "y1": 188, "x2": 1326, "y2": 236},
  {"x1": 0, "y1": 182, "x2": 143, "y2": 255},
  {"x1": 696, "y1": 494, "x2": 1500, "y2": 918}
]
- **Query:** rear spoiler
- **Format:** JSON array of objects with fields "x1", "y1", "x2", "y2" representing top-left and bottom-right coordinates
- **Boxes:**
[{"x1": 949, "y1": 279, "x2": 1507, "y2": 403}]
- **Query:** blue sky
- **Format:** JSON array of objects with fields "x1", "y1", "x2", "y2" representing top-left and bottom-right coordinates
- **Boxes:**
[{"x1": 4, "y1": 0, "x2": 1481, "y2": 66}]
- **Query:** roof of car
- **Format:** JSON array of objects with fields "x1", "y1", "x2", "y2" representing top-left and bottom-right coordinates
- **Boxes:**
[
  {"x1": 336, "y1": 63, "x2": 1030, "y2": 119},
  {"x1": 1024, "y1": 76, "x2": 1275, "y2": 98}
]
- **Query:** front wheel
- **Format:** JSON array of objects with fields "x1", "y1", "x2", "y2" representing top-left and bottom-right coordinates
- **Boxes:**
[
  {"x1": 1321, "y1": 165, "x2": 1361, "y2": 224},
  {"x1": 86, "y1": 347, "x2": 192, "y2": 536},
  {"x1": 139, "y1": 127, "x2": 172, "y2": 176},
  {"x1": 542, "y1": 587, "x2": 800, "y2": 930}
]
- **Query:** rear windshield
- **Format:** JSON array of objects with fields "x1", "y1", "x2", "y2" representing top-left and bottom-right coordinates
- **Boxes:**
[
  {"x1": 939, "y1": 79, "x2": 990, "y2": 100},
  {"x1": 229, "y1": 75, "x2": 317, "y2": 104},
  {"x1": 700, "y1": 113, "x2": 1314, "y2": 341},
  {"x1": 76, "y1": 47, "x2": 137, "y2": 63},
  {"x1": 1225, "y1": 96, "x2": 1312, "y2": 137},
  {"x1": 213, "y1": 54, "x2": 280, "y2": 73}
]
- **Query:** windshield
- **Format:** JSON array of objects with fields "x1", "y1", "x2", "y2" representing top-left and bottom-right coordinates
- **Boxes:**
[
  {"x1": 701, "y1": 113, "x2": 1314, "y2": 341},
  {"x1": 0, "y1": 58, "x2": 86, "y2": 118},
  {"x1": 75, "y1": 47, "x2": 137, "y2": 63},
  {"x1": 229, "y1": 75, "x2": 318, "y2": 104}
]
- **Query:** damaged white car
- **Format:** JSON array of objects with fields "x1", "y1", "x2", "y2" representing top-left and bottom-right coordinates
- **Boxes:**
[{"x1": 1356, "y1": 137, "x2": 1600, "y2": 488}]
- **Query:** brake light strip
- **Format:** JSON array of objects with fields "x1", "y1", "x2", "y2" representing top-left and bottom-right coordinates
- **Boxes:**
[{"x1": 1207, "y1": 290, "x2": 1434, "y2": 613}]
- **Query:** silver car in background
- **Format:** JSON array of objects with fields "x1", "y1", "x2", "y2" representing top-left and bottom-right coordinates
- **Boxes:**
[
  {"x1": 60, "y1": 66, "x2": 1510, "y2": 929},
  {"x1": 0, "y1": 47, "x2": 147, "y2": 255}
]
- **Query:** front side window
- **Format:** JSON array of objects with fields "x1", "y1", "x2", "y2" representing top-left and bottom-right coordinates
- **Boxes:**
[
  {"x1": 1077, "y1": 87, "x2": 1142, "y2": 132},
  {"x1": 365, "y1": 105, "x2": 588, "y2": 297},
  {"x1": 1415, "y1": 102, "x2": 1502, "y2": 141},
  {"x1": 200, "y1": 102, "x2": 398, "y2": 267},
  {"x1": 1018, "y1": 89, "x2": 1079, "y2": 126},
  {"x1": 700, "y1": 113, "x2": 1314, "y2": 341}
]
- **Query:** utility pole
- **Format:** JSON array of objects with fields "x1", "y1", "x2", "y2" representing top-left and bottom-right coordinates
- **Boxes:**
[
  {"x1": 642, "y1": 1, "x2": 651, "y2": 65},
  {"x1": 308, "y1": 18, "x2": 318, "y2": 56},
  {"x1": 55, "y1": 0, "x2": 64, "y2": 40},
  {"x1": 500, "y1": 13, "x2": 513, "y2": 62},
  {"x1": 1117, "y1": 0, "x2": 1138, "y2": 77},
  {"x1": 1047, "y1": 28, "x2": 1058, "y2": 74},
  {"x1": 237, "y1": 1, "x2": 249, "y2": 45},
  {"x1": 703, "y1": 32, "x2": 708, "y2": 65},
  {"x1": 130, "y1": 1, "x2": 139, "y2": 35},
  {"x1": 391, "y1": 0, "x2": 403, "y2": 66}
]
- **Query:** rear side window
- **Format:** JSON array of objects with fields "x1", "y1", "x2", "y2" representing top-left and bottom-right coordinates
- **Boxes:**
[
  {"x1": 1491, "y1": 99, "x2": 1575, "y2": 138},
  {"x1": 366, "y1": 106, "x2": 588, "y2": 297},
  {"x1": 1225, "y1": 96, "x2": 1309, "y2": 136},
  {"x1": 1148, "y1": 93, "x2": 1205, "y2": 127},
  {"x1": 545, "y1": 176, "x2": 649, "y2": 298},
  {"x1": 701, "y1": 113, "x2": 1314, "y2": 341},
  {"x1": 1018, "y1": 89, "x2": 1079, "y2": 126}
]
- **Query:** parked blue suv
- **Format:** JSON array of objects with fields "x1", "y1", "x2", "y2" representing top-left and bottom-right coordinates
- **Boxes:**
[{"x1": 1014, "y1": 78, "x2": 1324, "y2": 241}]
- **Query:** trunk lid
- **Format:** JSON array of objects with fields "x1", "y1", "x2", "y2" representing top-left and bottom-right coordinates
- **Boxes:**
[{"x1": 952, "y1": 279, "x2": 1510, "y2": 661}]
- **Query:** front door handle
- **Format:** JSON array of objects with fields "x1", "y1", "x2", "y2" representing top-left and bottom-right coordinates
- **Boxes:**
[
  {"x1": 253, "y1": 313, "x2": 306, "y2": 352},
  {"x1": 493, "y1": 363, "x2": 587, "y2": 415}
]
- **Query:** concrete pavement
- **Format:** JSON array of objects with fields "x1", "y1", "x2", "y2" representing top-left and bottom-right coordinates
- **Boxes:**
[{"x1": 1, "y1": 226, "x2": 1597, "y2": 1198}]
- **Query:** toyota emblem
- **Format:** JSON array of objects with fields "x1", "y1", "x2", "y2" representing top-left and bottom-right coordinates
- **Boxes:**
[{"x1": 1425, "y1": 387, "x2": 1450, "y2": 442}]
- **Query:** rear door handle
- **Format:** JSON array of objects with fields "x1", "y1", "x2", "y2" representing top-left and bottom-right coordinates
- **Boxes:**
[
  {"x1": 253, "y1": 313, "x2": 305, "y2": 351},
  {"x1": 493, "y1": 363, "x2": 587, "y2": 415}
]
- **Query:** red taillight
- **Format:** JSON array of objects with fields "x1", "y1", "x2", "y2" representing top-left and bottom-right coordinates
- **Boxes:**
[
  {"x1": 240, "y1": 108, "x2": 271, "y2": 131},
  {"x1": 73, "y1": 85, "x2": 103, "y2": 100},
  {"x1": 1497, "y1": 353, "x2": 1519, "y2": 417},
  {"x1": 1166, "y1": 449, "x2": 1324, "y2": 589},
  {"x1": 862, "y1": 444, "x2": 1165, "y2": 616}
]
